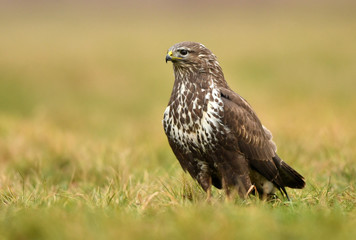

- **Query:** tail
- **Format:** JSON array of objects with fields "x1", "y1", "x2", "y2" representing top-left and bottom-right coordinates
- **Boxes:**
[{"x1": 273, "y1": 155, "x2": 306, "y2": 189}]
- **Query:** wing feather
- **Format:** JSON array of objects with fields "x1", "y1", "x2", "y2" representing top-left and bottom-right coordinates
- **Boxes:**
[{"x1": 220, "y1": 87, "x2": 280, "y2": 182}]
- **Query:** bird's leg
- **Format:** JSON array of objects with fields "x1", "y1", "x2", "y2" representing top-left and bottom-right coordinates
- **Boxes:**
[
  {"x1": 222, "y1": 177, "x2": 233, "y2": 202},
  {"x1": 205, "y1": 177, "x2": 212, "y2": 202},
  {"x1": 206, "y1": 187, "x2": 212, "y2": 202},
  {"x1": 198, "y1": 172, "x2": 212, "y2": 202}
]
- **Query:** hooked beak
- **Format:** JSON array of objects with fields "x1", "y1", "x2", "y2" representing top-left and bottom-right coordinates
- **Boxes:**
[
  {"x1": 165, "y1": 54, "x2": 172, "y2": 63},
  {"x1": 165, "y1": 50, "x2": 173, "y2": 63},
  {"x1": 165, "y1": 50, "x2": 181, "y2": 63}
]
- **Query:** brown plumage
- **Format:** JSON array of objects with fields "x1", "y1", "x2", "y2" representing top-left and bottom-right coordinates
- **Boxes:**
[{"x1": 163, "y1": 41, "x2": 305, "y2": 200}]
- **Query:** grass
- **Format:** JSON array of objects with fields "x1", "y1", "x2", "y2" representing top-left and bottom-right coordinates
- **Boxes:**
[{"x1": 0, "y1": 1, "x2": 356, "y2": 239}]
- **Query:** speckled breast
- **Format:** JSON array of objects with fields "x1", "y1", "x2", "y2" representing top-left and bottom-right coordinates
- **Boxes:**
[{"x1": 163, "y1": 82, "x2": 227, "y2": 153}]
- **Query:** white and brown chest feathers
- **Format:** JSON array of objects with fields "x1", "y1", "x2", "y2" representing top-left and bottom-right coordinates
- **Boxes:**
[{"x1": 163, "y1": 80, "x2": 228, "y2": 153}]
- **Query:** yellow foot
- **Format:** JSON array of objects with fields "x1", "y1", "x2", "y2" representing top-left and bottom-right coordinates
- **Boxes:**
[{"x1": 206, "y1": 188, "x2": 212, "y2": 203}]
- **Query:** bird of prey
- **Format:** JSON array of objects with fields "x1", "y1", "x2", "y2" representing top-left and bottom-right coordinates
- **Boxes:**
[{"x1": 163, "y1": 41, "x2": 305, "y2": 200}]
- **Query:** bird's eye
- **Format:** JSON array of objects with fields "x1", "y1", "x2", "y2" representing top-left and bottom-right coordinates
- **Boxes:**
[{"x1": 179, "y1": 49, "x2": 188, "y2": 55}]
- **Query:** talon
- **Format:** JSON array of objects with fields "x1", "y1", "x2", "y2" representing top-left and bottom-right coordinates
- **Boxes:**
[{"x1": 245, "y1": 184, "x2": 257, "y2": 198}]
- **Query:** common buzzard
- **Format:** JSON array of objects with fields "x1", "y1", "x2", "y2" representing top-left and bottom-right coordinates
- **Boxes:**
[{"x1": 163, "y1": 41, "x2": 305, "y2": 200}]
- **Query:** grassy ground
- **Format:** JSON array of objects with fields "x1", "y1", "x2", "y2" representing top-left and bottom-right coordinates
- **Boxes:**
[{"x1": 0, "y1": 1, "x2": 355, "y2": 239}]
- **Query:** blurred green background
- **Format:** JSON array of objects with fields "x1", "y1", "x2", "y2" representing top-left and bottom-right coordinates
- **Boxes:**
[{"x1": 0, "y1": 0, "x2": 355, "y2": 239}]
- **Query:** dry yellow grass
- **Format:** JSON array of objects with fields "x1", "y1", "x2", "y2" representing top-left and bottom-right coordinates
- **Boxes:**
[{"x1": 0, "y1": 2, "x2": 355, "y2": 239}]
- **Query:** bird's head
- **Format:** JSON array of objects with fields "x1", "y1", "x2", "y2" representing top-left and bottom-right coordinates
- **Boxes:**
[
  {"x1": 165, "y1": 42, "x2": 217, "y2": 70},
  {"x1": 165, "y1": 42, "x2": 226, "y2": 86}
]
